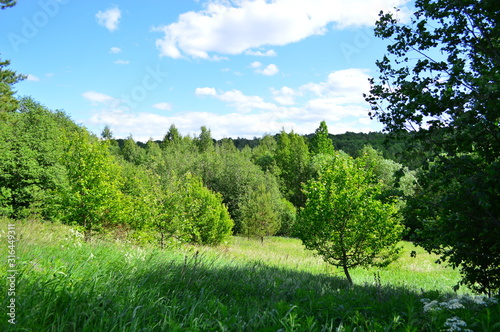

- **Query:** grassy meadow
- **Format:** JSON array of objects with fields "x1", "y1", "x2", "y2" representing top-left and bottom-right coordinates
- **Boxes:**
[{"x1": 1, "y1": 218, "x2": 499, "y2": 331}]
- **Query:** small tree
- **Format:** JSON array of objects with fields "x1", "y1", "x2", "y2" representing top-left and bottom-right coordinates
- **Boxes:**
[
  {"x1": 196, "y1": 126, "x2": 214, "y2": 153},
  {"x1": 100, "y1": 125, "x2": 113, "y2": 140},
  {"x1": 240, "y1": 184, "x2": 280, "y2": 243},
  {"x1": 153, "y1": 172, "x2": 233, "y2": 247},
  {"x1": 60, "y1": 132, "x2": 124, "y2": 241},
  {"x1": 296, "y1": 152, "x2": 403, "y2": 285},
  {"x1": 310, "y1": 121, "x2": 334, "y2": 156},
  {"x1": 179, "y1": 172, "x2": 234, "y2": 245}
]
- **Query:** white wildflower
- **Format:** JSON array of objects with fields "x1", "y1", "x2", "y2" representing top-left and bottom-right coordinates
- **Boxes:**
[
  {"x1": 442, "y1": 298, "x2": 464, "y2": 310},
  {"x1": 421, "y1": 299, "x2": 441, "y2": 312},
  {"x1": 460, "y1": 294, "x2": 498, "y2": 307},
  {"x1": 124, "y1": 252, "x2": 133, "y2": 263},
  {"x1": 444, "y1": 316, "x2": 471, "y2": 332},
  {"x1": 69, "y1": 228, "x2": 84, "y2": 238}
]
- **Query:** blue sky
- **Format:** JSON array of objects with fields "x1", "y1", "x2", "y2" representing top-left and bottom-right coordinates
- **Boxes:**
[{"x1": 1, "y1": 0, "x2": 411, "y2": 141}]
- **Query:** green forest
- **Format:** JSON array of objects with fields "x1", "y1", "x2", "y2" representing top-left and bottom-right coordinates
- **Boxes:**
[{"x1": 1, "y1": 0, "x2": 500, "y2": 330}]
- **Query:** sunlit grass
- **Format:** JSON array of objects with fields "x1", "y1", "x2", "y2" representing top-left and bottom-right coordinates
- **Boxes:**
[{"x1": 1, "y1": 218, "x2": 498, "y2": 331}]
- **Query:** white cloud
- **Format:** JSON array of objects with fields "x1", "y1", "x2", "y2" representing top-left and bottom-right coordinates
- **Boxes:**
[
  {"x1": 82, "y1": 91, "x2": 118, "y2": 105},
  {"x1": 190, "y1": 68, "x2": 376, "y2": 135},
  {"x1": 245, "y1": 49, "x2": 277, "y2": 57},
  {"x1": 110, "y1": 47, "x2": 122, "y2": 54},
  {"x1": 114, "y1": 59, "x2": 130, "y2": 65},
  {"x1": 96, "y1": 6, "x2": 121, "y2": 32},
  {"x1": 197, "y1": 88, "x2": 276, "y2": 113},
  {"x1": 300, "y1": 68, "x2": 370, "y2": 102},
  {"x1": 272, "y1": 86, "x2": 298, "y2": 105},
  {"x1": 250, "y1": 61, "x2": 262, "y2": 68},
  {"x1": 152, "y1": 102, "x2": 172, "y2": 111},
  {"x1": 195, "y1": 87, "x2": 217, "y2": 96},
  {"x1": 26, "y1": 74, "x2": 40, "y2": 82},
  {"x1": 154, "y1": 0, "x2": 408, "y2": 59},
  {"x1": 256, "y1": 64, "x2": 279, "y2": 76},
  {"x1": 84, "y1": 68, "x2": 381, "y2": 141},
  {"x1": 87, "y1": 106, "x2": 380, "y2": 142}
]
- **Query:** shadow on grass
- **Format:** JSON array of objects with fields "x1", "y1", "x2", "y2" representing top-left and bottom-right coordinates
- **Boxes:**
[
  {"x1": 3, "y1": 250, "x2": 441, "y2": 331},
  {"x1": 110, "y1": 252, "x2": 429, "y2": 330}
]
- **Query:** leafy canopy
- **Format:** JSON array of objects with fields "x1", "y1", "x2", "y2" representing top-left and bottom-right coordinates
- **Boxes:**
[
  {"x1": 296, "y1": 152, "x2": 403, "y2": 285},
  {"x1": 366, "y1": 0, "x2": 500, "y2": 295}
]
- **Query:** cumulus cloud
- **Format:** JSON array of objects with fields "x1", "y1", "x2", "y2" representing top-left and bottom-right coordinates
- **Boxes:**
[
  {"x1": 250, "y1": 61, "x2": 262, "y2": 68},
  {"x1": 152, "y1": 102, "x2": 172, "y2": 111},
  {"x1": 82, "y1": 91, "x2": 120, "y2": 106},
  {"x1": 256, "y1": 64, "x2": 279, "y2": 76},
  {"x1": 245, "y1": 49, "x2": 277, "y2": 57},
  {"x1": 84, "y1": 68, "x2": 381, "y2": 141},
  {"x1": 195, "y1": 87, "x2": 217, "y2": 96},
  {"x1": 87, "y1": 108, "x2": 297, "y2": 142},
  {"x1": 196, "y1": 88, "x2": 276, "y2": 113},
  {"x1": 300, "y1": 68, "x2": 370, "y2": 104},
  {"x1": 96, "y1": 6, "x2": 121, "y2": 32},
  {"x1": 154, "y1": 0, "x2": 408, "y2": 59},
  {"x1": 272, "y1": 86, "x2": 298, "y2": 105},
  {"x1": 191, "y1": 68, "x2": 376, "y2": 135}
]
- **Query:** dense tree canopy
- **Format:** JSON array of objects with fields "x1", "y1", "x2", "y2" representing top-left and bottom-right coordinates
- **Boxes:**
[
  {"x1": 0, "y1": 57, "x2": 25, "y2": 113},
  {"x1": 275, "y1": 129, "x2": 311, "y2": 208},
  {"x1": 367, "y1": 0, "x2": 500, "y2": 295}
]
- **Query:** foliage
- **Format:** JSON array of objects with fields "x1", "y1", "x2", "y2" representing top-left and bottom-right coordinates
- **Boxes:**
[
  {"x1": 296, "y1": 152, "x2": 403, "y2": 285},
  {"x1": 240, "y1": 184, "x2": 280, "y2": 242},
  {"x1": 57, "y1": 131, "x2": 124, "y2": 241},
  {"x1": 276, "y1": 198, "x2": 296, "y2": 237},
  {"x1": 405, "y1": 154, "x2": 500, "y2": 295},
  {"x1": 251, "y1": 134, "x2": 280, "y2": 175},
  {"x1": 196, "y1": 125, "x2": 215, "y2": 153},
  {"x1": 0, "y1": 56, "x2": 25, "y2": 113},
  {"x1": 121, "y1": 135, "x2": 147, "y2": 165},
  {"x1": 0, "y1": 0, "x2": 16, "y2": 10},
  {"x1": 194, "y1": 146, "x2": 285, "y2": 235},
  {"x1": 118, "y1": 161, "x2": 161, "y2": 243},
  {"x1": 100, "y1": 125, "x2": 113, "y2": 140},
  {"x1": 367, "y1": 0, "x2": 500, "y2": 295},
  {"x1": 358, "y1": 145, "x2": 417, "y2": 199},
  {"x1": 309, "y1": 120, "x2": 334, "y2": 156},
  {"x1": 161, "y1": 123, "x2": 183, "y2": 148},
  {"x1": 0, "y1": 97, "x2": 77, "y2": 218},
  {"x1": 170, "y1": 172, "x2": 234, "y2": 245},
  {"x1": 275, "y1": 129, "x2": 311, "y2": 208}
]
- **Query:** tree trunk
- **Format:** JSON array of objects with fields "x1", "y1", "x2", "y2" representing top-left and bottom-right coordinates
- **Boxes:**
[
  {"x1": 84, "y1": 217, "x2": 92, "y2": 242},
  {"x1": 343, "y1": 264, "x2": 353, "y2": 286}
]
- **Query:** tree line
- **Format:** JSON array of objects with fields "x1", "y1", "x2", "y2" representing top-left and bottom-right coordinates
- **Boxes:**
[{"x1": 0, "y1": 92, "x2": 417, "y2": 284}]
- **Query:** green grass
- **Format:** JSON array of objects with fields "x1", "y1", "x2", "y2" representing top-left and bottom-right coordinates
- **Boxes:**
[{"x1": 1, "y1": 218, "x2": 499, "y2": 331}]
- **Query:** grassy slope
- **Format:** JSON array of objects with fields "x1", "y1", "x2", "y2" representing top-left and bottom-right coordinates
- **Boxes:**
[{"x1": 1, "y1": 219, "x2": 499, "y2": 331}]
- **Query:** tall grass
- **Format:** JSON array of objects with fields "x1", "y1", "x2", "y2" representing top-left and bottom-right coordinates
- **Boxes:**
[{"x1": 1, "y1": 218, "x2": 499, "y2": 331}]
